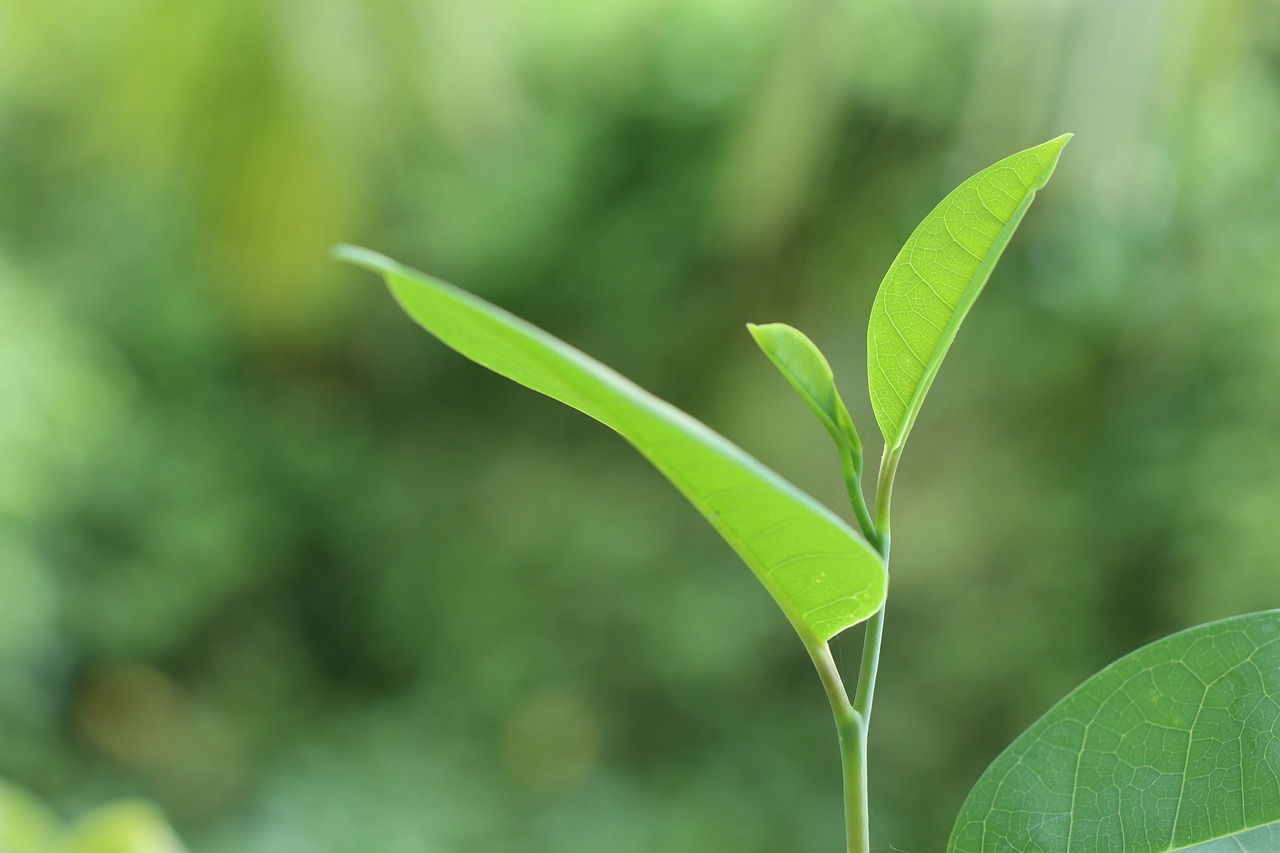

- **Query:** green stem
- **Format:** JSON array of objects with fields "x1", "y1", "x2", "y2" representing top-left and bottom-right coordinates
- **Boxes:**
[
  {"x1": 854, "y1": 445, "x2": 899, "y2": 722},
  {"x1": 808, "y1": 642, "x2": 854, "y2": 724},
  {"x1": 835, "y1": 444, "x2": 900, "y2": 853},
  {"x1": 872, "y1": 445, "x2": 900, "y2": 551},
  {"x1": 851, "y1": 605, "x2": 885, "y2": 723},
  {"x1": 806, "y1": 642, "x2": 865, "y2": 853},
  {"x1": 839, "y1": 444, "x2": 878, "y2": 547},
  {"x1": 838, "y1": 711, "x2": 868, "y2": 853}
]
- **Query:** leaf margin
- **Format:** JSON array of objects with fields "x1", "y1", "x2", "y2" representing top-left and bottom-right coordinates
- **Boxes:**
[
  {"x1": 336, "y1": 245, "x2": 888, "y2": 646},
  {"x1": 948, "y1": 609, "x2": 1280, "y2": 853},
  {"x1": 867, "y1": 133, "x2": 1072, "y2": 453}
]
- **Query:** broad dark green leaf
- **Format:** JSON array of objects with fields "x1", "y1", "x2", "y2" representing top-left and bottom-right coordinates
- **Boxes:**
[
  {"x1": 337, "y1": 247, "x2": 886, "y2": 645},
  {"x1": 949, "y1": 611, "x2": 1280, "y2": 853},
  {"x1": 748, "y1": 323, "x2": 861, "y2": 467},
  {"x1": 868, "y1": 135, "x2": 1070, "y2": 452}
]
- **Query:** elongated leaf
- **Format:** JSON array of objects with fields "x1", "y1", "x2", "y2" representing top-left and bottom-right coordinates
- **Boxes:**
[
  {"x1": 337, "y1": 247, "x2": 886, "y2": 645},
  {"x1": 748, "y1": 323, "x2": 861, "y2": 467},
  {"x1": 868, "y1": 134, "x2": 1070, "y2": 452},
  {"x1": 949, "y1": 611, "x2": 1280, "y2": 853}
]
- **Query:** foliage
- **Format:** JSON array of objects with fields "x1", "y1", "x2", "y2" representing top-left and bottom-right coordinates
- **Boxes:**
[
  {"x1": 867, "y1": 135, "x2": 1069, "y2": 453},
  {"x1": 335, "y1": 245, "x2": 886, "y2": 645},
  {"x1": 6, "y1": 2, "x2": 1280, "y2": 851},
  {"x1": 0, "y1": 782, "x2": 185, "y2": 853},
  {"x1": 951, "y1": 613, "x2": 1280, "y2": 851},
  {"x1": 342, "y1": 136, "x2": 1280, "y2": 850}
]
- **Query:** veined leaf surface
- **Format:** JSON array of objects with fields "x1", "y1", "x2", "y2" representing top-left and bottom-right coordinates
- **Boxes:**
[
  {"x1": 868, "y1": 134, "x2": 1070, "y2": 452},
  {"x1": 949, "y1": 611, "x2": 1280, "y2": 853},
  {"x1": 337, "y1": 247, "x2": 886, "y2": 645}
]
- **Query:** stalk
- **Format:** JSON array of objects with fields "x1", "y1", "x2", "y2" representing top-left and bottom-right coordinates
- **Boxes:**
[
  {"x1": 838, "y1": 709, "x2": 868, "y2": 852},
  {"x1": 838, "y1": 439, "x2": 877, "y2": 548},
  {"x1": 806, "y1": 641, "x2": 865, "y2": 852},
  {"x1": 821, "y1": 443, "x2": 899, "y2": 853}
]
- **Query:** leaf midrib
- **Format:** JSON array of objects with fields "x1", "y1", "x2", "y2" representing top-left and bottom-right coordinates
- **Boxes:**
[
  {"x1": 349, "y1": 246, "x2": 886, "y2": 645},
  {"x1": 889, "y1": 181, "x2": 1042, "y2": 451}
]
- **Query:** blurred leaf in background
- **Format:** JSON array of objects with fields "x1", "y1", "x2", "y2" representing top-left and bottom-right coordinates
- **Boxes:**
[
  {"x1": 2, "y1": 1, "x2": 1280, "y2": 851},
  {"x1": 0, "y1": 781, "x2": 59, "y2": 852},
  {"x1": 0, "y1": 781, "x2": 185, "y2": 853},
  {"x1": 56, "y1": 801, "x2": 186, "y2": 853}
]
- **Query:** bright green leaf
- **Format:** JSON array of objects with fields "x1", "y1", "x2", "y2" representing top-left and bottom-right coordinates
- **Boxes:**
[
  {"x1": 867, "y1": 134, "x2": 1070, "y2": 452},
  {"x1": 0, "y1": 780, "x2": 60, "y2": 853},
  {"x1": 747, "y1": 323, "x2": 862, "y2": 469},
  {"x1": 336, "y1": 247, "x2": 886, "y2": 645},
  {"x1": 55, "y1": 801, "x2": 186, "y2": 853},
  {"x1": 949, "y1": 611, "x2": 1280, "y2": 853}
]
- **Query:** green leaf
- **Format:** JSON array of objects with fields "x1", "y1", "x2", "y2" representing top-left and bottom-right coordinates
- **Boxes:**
[
  {"x1": 867, "y1": 134, "x2": 1070, "y2": 452},
  {"x1": 747, "y1": 323, "x2": 862, "y2": 470},
  {"x1": 1181, "y1": 822, "x2": 1280, "y2": 852},
  {"x1": 949, "y1": 611, "x2": 1280, "y2": 853},
  {"x1": 54, "y1": 801, "x2": 186, "y2": 853},
  {"x1": 336, "y1": 247, "x2": 886, "y2": 646},
  {"x1": 0, "y1": 780, "x2": 60, "y2": 853}
]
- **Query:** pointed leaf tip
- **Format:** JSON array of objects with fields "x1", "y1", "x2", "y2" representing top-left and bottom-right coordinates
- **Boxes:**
[
  {"x1": 867, "y1": 135, "x2": 1070, "y2": 452},
  {"x1": 357, "y1": 256, "x2": 887, "y2": 645},
  {"x1": 332, "y1": 244, "x2": 402, "y2": 275},
  {"x1": 749, "y1": 322, "x2": 861, "y2": 457}
]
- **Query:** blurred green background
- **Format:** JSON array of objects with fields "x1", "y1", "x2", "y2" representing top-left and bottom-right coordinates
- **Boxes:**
[{"x1": 2, "y1": 1, "x2": 1280, "y2": 850}]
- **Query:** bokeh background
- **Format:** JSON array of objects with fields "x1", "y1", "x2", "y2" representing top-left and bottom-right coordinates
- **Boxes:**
[{"x1": 3, "y1": 1, "x2": 1280, "y2": 850}]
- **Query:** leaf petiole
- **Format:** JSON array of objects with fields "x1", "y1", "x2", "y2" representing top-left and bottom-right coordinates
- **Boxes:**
[
  {"x1": 839, "y1": 439, "x2": 879, "y2": 548},
  {"x1": 827, "y1": 443, "x2": 898, "y2": 853}
]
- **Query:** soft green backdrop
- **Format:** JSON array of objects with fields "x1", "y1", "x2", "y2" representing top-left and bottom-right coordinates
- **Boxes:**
[{"x1": 2, "y1": 1, "x2": 1279, "y2": 850}]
